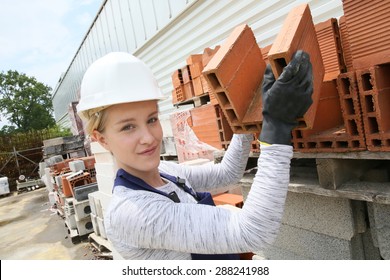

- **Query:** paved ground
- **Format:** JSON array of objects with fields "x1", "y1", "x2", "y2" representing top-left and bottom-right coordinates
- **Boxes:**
[{"x1": 0, "y1": 187, "x2": 97, "y2": 260}]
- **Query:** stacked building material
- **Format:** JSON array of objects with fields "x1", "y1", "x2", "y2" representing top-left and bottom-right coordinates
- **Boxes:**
[
  {"x1": 356, "y1": 65, "x2": 390, "y2": 151},
  {"x1": 203, "y1": 24, "x2": 265, "y2": 134},
  {"x1": 268, "y1": 3, "x2": 324, "y2": 130},
  {"x1": 170, "y1": 2, "x2": 390, "y2": 154},
  {"x1": 291, "y1": 16, "x2": 365, "y2": 152},
  {"x1": 341, "y1": 0, "x2": 390, "y2": 152},
  {"x1": 171, "y1": 46, "x2": 219, "y2": 105},
  {"x1": 342, "y1": 0, "x2": 390, "y2": 70}
]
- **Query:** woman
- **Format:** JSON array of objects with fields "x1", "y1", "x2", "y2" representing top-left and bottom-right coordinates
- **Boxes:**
[{"x1": 77, "y1": 51, "x2": 313, "y2": 260}]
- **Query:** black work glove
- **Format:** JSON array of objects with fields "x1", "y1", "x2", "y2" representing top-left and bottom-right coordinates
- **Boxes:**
[{"x1": 259, "y1": 50, "x2": 313, "y2": 145}]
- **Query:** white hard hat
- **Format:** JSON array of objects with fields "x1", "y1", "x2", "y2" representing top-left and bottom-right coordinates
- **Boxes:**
[{"x1": 77, "y1": 52, "x2": 164, "y2": 118}]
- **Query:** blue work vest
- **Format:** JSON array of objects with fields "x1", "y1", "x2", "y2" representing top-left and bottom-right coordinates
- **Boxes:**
[{"x1": 114, "y1": 168, "x2": 239, "y2": 260}]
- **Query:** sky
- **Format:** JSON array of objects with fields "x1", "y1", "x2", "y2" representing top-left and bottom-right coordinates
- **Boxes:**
[{"x1": 0, "y1": 0, "x2": 103, "y2": 126}]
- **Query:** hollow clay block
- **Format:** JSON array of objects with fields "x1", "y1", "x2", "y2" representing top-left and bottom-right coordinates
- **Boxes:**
[
  {"x1": 268, "y1": 3, "x2": 325, "y2": 129},
  {"x1": 203, "y1": 24, "x2": 265, "y2": 131}
]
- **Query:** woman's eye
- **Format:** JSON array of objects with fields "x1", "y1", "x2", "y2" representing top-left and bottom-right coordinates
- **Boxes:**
[
  {"x1": 121, "y1": 124, "x2": 135, "y2": 131},
  {"x1": 148, "y1": 117, "x2": 158, "y2": 124}
]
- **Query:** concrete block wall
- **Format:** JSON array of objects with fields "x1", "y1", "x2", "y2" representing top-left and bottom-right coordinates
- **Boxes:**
[
  {"x1": 88, "y1": 141, "x2": 114, "y2": 250},
  {"x1": 367, "y1": 202, "x2": 390, "y2": 259},
  {"x1": 253, "y1": 192, "x2": 381, "y2": 259}
]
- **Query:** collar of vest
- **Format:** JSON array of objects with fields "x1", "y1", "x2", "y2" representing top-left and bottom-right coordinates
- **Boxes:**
[{"x1": 114, "y1": 168, "x2": 199, "y2": 201}]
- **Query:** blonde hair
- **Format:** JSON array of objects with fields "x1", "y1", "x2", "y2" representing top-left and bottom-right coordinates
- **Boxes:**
[{"x1": 81, "y1": 107, "x2": 109, "y2": 136}]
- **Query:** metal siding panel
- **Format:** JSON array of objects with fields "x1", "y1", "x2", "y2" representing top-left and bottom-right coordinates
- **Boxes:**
[
  {"x1": 111, "y1": 0, "x2": 129, "y2": 51},
  {"x1": 95, "y1": 16, "x2": 108, "y2": 54},
  {"x1": 100, "y1": 8, "x2": 114, "y2": 52},
  {"x1": 139, "y1": 0, "x2": 158, "y2": 39},
  {"x1": 119, "y1": 0, "x2": 137, "y2": 50},
  {"x1": 168, "y1": 0, "x2": 188, "y2": 16},
  {"x1": 153, "y1": 0, "x2": 171, "y2": 29},
  {"x1": 106, "y1": 1, "x2": 121, "y2": 51},
  {"x1": 129, "y1": 0, "x2": 147, "y2": 45},
  {"x1": 90, "y1": 26, "x2": 102, "y2": 59}
]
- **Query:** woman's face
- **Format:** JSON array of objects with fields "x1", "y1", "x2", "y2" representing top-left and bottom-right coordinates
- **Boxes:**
[{"x1": 94, "y1": 100, "x2": 163, "y2": 177}]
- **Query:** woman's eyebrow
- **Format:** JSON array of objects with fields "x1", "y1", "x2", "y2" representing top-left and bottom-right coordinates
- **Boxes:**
[
  {"x1": 114, "y1": 111, "x2": 158, "y2": 125},
  {"x1": 115, "y1": 117, "x2": 136, "y2": 125}
]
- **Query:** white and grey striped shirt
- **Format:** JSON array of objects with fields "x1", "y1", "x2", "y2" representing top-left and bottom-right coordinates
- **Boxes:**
[{"x1": 104, "y1": 134, "x2": 293, "y2": 259}]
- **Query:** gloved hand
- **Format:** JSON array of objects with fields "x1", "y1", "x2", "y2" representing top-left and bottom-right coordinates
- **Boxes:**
[{"x1": 259, "y1": 50, "x2": 313, "y2": 145}]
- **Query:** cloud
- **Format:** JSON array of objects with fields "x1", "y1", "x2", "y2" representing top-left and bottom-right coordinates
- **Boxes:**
[{"x1": 0, "y1": 0, "x2": 102, "y2": 89}]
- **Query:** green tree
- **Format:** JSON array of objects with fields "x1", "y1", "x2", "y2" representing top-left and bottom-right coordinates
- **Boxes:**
[{"x1": 0, "y1": 70, "x2": 56, "y2": 132}]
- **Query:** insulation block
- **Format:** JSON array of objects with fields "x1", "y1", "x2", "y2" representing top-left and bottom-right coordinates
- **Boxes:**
[
  {"x1": 202, "y1": 24, "x2": 266, "y2": 133},
  {"x1": 171, "y1": 69, "x2": 183, "y2": 88},
  {"x1": 338, "y1": 16, "x2": 354, "y2": 72},
  {"x1": 315, "y1": 18, "x2": 346, "y2": 79},
  {"x1": 267, "y1": 3, "x2": 325, "y2": 129},
  {"x1": 356, "y1": 64, "x2": 390, "y2": 151},
  {"x1": 342, "y1": 0, "x2": 390, "y2": 69}
]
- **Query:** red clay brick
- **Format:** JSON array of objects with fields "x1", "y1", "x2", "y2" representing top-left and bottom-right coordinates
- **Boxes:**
[
  {"x1": 291, "y1": 78, "x2": 359, "y2": 152},
  {"x1": 170, "y1": 110, "x2": 216, "y2": 163},
  {"x1": 267, "y1": 3, "x2": 325, "y2": 129},
  {"x1": 202, "y1": 46, "x2": 220, "y2": 67},
  {"x1": 172, "y1": 84, "x2": 185, "y2": 104},
  {"x1": 315, "y1": 18, "x2": 346, "y2": 80},
  {"x1": 356, "y1": 64, "x2": 390, "y2": 151},
  {"x1": 190, "y1": 104, "x2": 222, "y2": 150},
  {"x1": 337, "y1": 71, "x2": 365, "y2": 140},
  {"x1": 261, "y1": 44, "x2": 272, "y2": 64},
  {"x1": 171, "y1": 69, "x2": 183, "y2": 88},
  {"x1": 192, "y1": 76, "x2": 203, "y2": 96},
  {"x1": 181, "y1": 65, "x2": 192, "y2": 84},
  {"x1": 189, "y1": 63, "x2": 203, "y2": 79},
  {"x1": 338, "y1": 16, "x2": 353, "y2": 72},
  {"x1": 292, "y1": 72, "x2": 367, "y2": 153},
  {"x1": 292, "y1": 125, "x2": 366, "y2": 153},
  {"x1": 203, "y1": 24, "x2": 266, "y2": 133},
  {"x1": 342, "y1": 0, "x2": 390, "y2": 69},
  {"x1": 215, "y1": 105, "x2": 233, "y2": 150},
  {"x1": 183, "y1": 82, "x2": 194, "y2": 101},
  {"x1": 186, "y1": 54, "x2": 203, "y2": 66}
]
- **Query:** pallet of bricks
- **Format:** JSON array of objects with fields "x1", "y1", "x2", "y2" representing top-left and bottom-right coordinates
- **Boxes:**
[{"x1": 180, "y1": 2, "x2": 390, "y2": 259}]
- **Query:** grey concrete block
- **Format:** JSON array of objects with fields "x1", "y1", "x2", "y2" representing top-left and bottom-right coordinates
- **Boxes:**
[
  {"x1": 368, "y1": 202, "x2": 390, "y2": 260},
  {"x1": 255, "y1": 223, "x2": 364, "y2": 259},
  {"x1": 361, "y1": 229, "x2": 382, "y2": 260},
  {"x1": 282, "y1": 192, "x2": 356, "y2": 240},
  {"x1": 316, "y1": 158, "x2": 372, "y2": 189}
]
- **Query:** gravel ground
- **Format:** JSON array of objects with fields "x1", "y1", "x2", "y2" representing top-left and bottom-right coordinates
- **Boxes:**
[{"x1": 0, "y1": 187, "x2": 100, "y2": 260}]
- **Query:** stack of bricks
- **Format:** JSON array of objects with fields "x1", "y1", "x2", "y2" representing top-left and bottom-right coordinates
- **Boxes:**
[
  {"x1": 341, "y1": 0, "x2": 390, "y2": 152},
  {"x1": 171, "y1": 2, "x2": 390, "y2": 153},
  {"x1": 170, "y1": 109, "x2": 215, "y2": 163},
  {"x1": 291, "y1": 12, "x2": 365, "y2": 152},
  {"x1": 189, "y1": 104, "x2": 233, "y2": 150},
  {"x1": 171, "y1": 46, "x2": 220, "y2": 105},
  {"x1": 201, "y1": 2, "x2": 390, "y2": 153}
]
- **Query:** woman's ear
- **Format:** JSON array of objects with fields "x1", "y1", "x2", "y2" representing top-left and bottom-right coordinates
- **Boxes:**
[{"x1": 92, "y1": 130, "x2": 110, "y2": 151}]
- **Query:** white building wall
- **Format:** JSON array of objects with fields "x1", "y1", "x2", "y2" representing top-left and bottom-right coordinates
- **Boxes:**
[{"x1": 52, "y1": 0, "x2": 343, "y2": 132}]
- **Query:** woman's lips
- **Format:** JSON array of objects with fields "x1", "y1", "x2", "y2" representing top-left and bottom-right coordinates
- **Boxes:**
[{"x1": 138, "y1": 146, "x2": 157, "y2": 156}]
